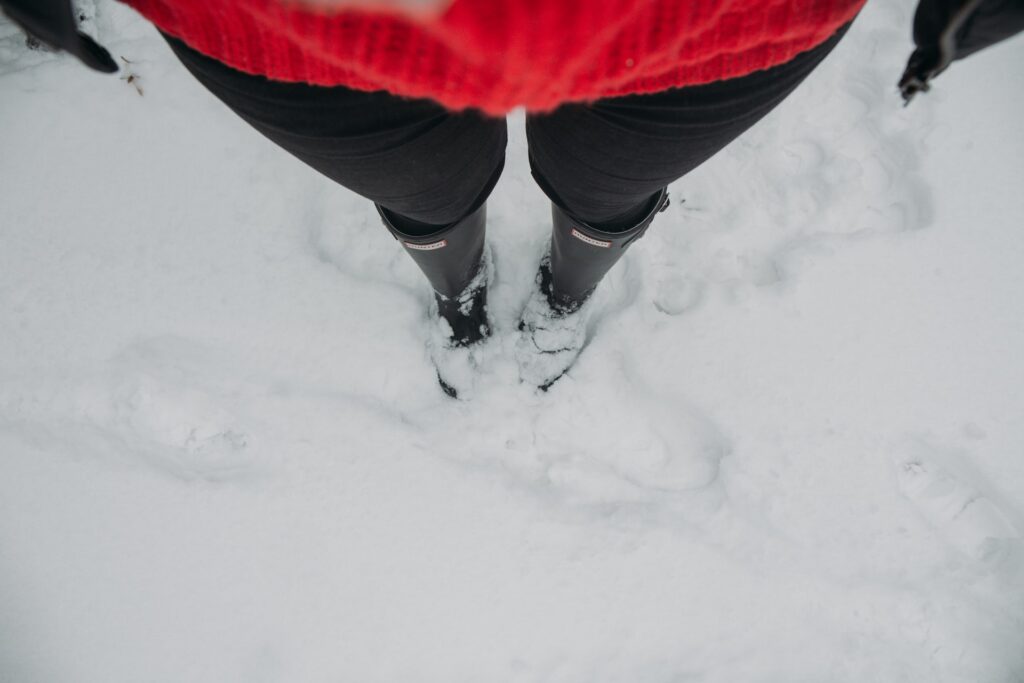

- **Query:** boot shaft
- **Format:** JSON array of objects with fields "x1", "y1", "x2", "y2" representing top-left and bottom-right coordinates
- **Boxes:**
[
  {"x1": 377, "y1": 203, "x2": 487, "y2": 299},
  {"x1": 548, "y1": 188, "x2": 669, "y2": 310}
]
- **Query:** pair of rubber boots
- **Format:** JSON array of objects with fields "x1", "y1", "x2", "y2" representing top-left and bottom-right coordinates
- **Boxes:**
[{"x1": 377, "y1": 188, "x2": 669, "y2": 396}]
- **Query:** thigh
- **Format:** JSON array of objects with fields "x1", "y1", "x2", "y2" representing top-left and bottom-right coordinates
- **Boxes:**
[
  {"x1": 164, "y1": 35, "x2": 508, "y2": 225},
  {"x1": 526, "y1": 23, "x2": 852, "y2": 225}
]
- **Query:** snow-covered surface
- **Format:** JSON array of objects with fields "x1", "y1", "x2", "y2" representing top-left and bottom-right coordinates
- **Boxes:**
[{"x1": 2, "y1": 2, "x2": 1023, "y2": 681}]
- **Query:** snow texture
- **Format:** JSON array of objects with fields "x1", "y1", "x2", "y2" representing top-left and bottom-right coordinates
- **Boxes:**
[{"x1": 1, "y1": 1, "x2": 1023, "y2": 681}]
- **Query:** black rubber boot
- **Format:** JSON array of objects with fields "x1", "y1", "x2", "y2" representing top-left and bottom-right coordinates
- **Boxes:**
[
  {"x1": 547, "y1": 187, "x2": 670, "y2": 312},
  {"x1": 377, "y1": 202, "x2": 491, "y2": 348},
  {"x1": 516, "y1": 188, "x2": 669, "y2": 390},
  {"x1": 377, "y1": 203, "x2": 492, "y2": 398}
]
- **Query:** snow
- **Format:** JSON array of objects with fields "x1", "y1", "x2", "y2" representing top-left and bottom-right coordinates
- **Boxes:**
[{"x1": 2, "y1": 1, "x2": 1023, "y2": 681}]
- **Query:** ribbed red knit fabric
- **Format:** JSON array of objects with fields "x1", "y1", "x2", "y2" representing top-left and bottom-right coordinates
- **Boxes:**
[{"x1": 121, "y1": 0, "x2": 864, "y2": 115}]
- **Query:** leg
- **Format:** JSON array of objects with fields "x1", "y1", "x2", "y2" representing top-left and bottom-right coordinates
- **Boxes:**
[
  {"x1": 162, "y1": 36, "x2": 507, "y2": 395},
  {"x1": 164, "y1": 36, "x2": 506, "y2": 395},
  {"x1": 518, "y1": 24, "x2": 851, "y2": 388}
]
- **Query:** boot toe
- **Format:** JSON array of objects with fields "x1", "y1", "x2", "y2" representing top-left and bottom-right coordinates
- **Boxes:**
[{"x1": 515, "y1": 277, "x2": 590, "y2": 390}]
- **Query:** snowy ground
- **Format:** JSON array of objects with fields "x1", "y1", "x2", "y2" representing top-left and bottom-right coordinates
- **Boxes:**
[{"x1": 2, "y1": 2, "x2": 1023, "y2": 681}]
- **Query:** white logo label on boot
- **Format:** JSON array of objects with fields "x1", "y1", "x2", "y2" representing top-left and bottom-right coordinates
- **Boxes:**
[
  {"x1": 571, "y1": 228, "x2": 612, "y2": 248},
  {"x1": 404, "y1": 239, "x2": 448, "y2": 250}
]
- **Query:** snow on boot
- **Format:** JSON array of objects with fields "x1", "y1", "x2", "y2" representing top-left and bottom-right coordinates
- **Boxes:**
[
  {"x1": 516, "y1": 251, "x2": 590, "y2": 391},
  {"x1": 516, "y1": 189, "x2": 669, "y2": 390},
  {"x1": 427, "y1": 245, "x2": 494, "y2": 399},
  {"x1": 377, "y1": 202, "x2": 492, "y2": 398}
]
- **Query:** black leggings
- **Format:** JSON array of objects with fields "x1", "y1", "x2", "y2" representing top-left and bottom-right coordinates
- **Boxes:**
[{"x1": 165, "y1": 24, "x2": 848, "y2": 231}]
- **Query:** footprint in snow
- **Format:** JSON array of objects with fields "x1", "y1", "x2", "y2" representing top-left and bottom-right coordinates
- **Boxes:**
[
  {"x1": 896, "y1": 456, "x2": 1021, "y2": 565},
  {"x1": 534, "y1": 383, "x2": 728, "y2": 501},
  {"x1": 101, "y1": 337, "x2": 258, "y2": 481}
]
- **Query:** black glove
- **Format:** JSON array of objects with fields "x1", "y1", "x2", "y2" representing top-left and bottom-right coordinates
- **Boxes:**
[
  {"x1": 900, "y1": 0, "x2": 1024, "y2": 104},
  {"x1": 1, "y1": 0, "x2": 118, "y2": 73}
]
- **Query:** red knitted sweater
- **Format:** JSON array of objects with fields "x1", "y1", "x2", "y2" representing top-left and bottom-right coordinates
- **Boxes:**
[{"x1": 121, "y1": 0, "x2": 864, "y2": 115}]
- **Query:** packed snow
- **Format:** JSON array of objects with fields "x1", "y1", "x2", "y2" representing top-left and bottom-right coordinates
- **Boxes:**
[{"x1": 1, "y1": 1, "x2": 1023, "y2": 681}]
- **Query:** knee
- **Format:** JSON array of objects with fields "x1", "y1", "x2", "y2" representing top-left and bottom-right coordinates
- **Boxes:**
[
  {"x1": 526, "y1": 111, "x2": 656, "y2": 226},
  {"x1": 377, "y1": 114, "x2": 508, "y2": 226}
]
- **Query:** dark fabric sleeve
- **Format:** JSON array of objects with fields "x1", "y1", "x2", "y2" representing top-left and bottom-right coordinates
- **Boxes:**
[
  {"x1": 1, "y1": 0, "x2": 118, "y2": 72},
  {"x1": 900, "y1": 0, "x2": 1024, "y2": 103}
]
